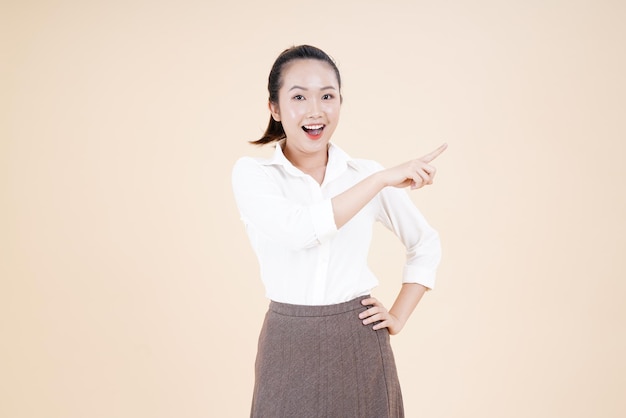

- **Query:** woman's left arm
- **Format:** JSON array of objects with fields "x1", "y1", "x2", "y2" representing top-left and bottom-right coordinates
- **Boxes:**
[
  {"x1": 359, "y1": 283, "x2": 427, "y2": 335},
  {"x1": 358, "y1": 161, "x2": 443, "y2": 334}
]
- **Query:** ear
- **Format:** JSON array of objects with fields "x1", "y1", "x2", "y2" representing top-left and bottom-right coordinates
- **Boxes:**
[{"x1": 268, "y1": 101, "x2": 281, "y2": 122}]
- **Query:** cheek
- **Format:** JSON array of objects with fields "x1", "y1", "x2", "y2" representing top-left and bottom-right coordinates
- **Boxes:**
[
  {"x1": 284, "y1": 105, "x2": 306, "y2": 121},
  {"x1": 324, "y1": 103, "x2": 340, "y2": 119}
]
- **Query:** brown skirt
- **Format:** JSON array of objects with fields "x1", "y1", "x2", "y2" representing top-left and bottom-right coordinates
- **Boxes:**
[{"x1": 251, "y1": 295, "x2": 404, "y2": 418}]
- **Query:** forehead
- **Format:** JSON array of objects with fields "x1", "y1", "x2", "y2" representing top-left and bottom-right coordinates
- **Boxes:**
[{"x1": 280, "y1": 59, "x2": 339, "y2": 89}]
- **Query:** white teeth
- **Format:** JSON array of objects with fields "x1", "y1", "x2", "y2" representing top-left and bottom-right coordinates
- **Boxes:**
[{"x1": 304, "y1": 124, "x2": 324, "y2": 129}]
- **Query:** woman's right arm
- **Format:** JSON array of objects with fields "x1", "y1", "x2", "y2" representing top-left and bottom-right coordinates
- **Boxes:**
[
  {"x1": 232, "y1": 157, "x2": 337, "y2": 249},
  {"x1": 232, "y1": 143, "x2": 447, "y2": 248},
  {"x1": 331, "y1": 143, "x2": 447, "y2": 228}
]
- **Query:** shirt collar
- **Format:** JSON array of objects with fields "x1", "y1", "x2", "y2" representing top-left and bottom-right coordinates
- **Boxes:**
[{"x1": 262, "y1": 139, "x2": 360, "y2": 180}]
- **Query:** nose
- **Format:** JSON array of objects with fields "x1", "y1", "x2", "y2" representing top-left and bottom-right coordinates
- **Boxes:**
[{"x1": 308, "y1": 98, "x2": 323, "y2": 118}]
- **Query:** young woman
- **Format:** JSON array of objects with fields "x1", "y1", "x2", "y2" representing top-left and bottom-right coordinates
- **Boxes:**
[{"x1": 232, "y1": 45, "x2": 446, "y2": 418}]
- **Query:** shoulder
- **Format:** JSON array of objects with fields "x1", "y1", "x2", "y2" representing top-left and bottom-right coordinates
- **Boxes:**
[
  {"x1": 329, "y1": 143, "x2": 385, "y2": 174},
  {"x1": 231, "y1": 156, "x2": 271, "y2": 187},
  {"x1": 232, "y1": 156, "x2": 272, "y2": 175},
  {"x1": 233, "y1": 155, "x2": 270, "y2": 168},
  {"x1": 348, "y1": 157, "x2": 386, "y2": 174}
]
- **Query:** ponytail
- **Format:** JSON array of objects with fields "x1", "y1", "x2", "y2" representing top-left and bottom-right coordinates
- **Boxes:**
[{"x1": 250, "y1": 115, "x2": 285, "y2": 145}]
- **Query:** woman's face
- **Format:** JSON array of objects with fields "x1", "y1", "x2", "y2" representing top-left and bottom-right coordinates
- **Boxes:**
[{"x1": 269, "y1": 59, "x2": 341, "y2": 157}]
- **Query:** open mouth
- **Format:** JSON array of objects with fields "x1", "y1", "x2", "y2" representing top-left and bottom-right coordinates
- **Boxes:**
[{"x1": 302, "y1": 124, "x2": 325, "y2": 139}]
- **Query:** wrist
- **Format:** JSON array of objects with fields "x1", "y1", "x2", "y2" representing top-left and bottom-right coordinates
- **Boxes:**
[
  {"x1": 388, "y1": 312, "x2": 405, "y2": 335},
  {"x1": 372, "y1": 170, "x2": 389, "y2": 189},
  {"x1": 389, "y1": 310, "x2": 407, "y2": 328}
]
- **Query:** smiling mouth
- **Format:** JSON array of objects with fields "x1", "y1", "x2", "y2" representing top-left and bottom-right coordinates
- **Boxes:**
[{"x1": 302, "y1": 124, "x2": 325, "y2": 139}]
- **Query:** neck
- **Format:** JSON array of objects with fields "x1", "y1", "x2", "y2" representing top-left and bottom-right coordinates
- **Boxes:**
[{"x1": 282, "y1": 142, "x2": 329, "y2": 171}]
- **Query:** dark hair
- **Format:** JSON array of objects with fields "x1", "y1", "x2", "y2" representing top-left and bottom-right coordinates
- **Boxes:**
[{"x1": 250, "y1": 45, "x2": 342, "y2": 145}]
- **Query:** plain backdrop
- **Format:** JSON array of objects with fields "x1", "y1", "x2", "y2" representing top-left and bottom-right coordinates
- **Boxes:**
[{"x1": 2, "y1": 0, "x2": 625, "y2": 417}]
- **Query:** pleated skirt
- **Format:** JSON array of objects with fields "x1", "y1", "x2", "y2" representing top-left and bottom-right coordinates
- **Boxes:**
[{"x1": 251, "y1": 295, "x2": 404, "y2": 418}]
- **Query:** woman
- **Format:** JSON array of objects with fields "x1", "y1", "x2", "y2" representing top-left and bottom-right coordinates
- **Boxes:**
[{"x1": 232, "y1": 44, "x2": 446, "y2": 418}]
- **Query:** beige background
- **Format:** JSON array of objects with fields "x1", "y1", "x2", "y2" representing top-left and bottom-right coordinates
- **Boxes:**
[{"x1": 2, "y1": 0, "x2": 625, "y2": 417}]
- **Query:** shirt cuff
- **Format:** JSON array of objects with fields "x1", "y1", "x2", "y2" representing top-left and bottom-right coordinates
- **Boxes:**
[
  {"x1": 402, "y1": 265, "x2": 436, "y2": 290},
  {"x1": 309, "y1": 198, "x2": 338, "y2": 244}
]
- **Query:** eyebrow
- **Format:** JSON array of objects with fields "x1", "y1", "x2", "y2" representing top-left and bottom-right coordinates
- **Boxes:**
[{"x1": 288, "y1": 85, "x2": 337, "y2": 92}]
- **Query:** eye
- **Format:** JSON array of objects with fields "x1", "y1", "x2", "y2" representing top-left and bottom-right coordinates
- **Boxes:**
[
  {"x1": 322, "y1": 94, "x2": 334, "y2": 100},
  {"x1": 292, "y1": 94, "x2": 305, "y2": 101}
]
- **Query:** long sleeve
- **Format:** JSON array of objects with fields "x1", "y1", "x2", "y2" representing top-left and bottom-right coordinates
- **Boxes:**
[
  {"x1": 376, "y1": 184, "x2": 442, "y2": 289},
  {"x1": 232, "y1": 157, "x2": 338, "y2": 250}
]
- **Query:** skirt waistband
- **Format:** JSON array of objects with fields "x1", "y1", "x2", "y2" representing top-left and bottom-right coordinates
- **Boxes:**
[{"x1": 269, "y1": 295, "x2": 370, "y2": 317}]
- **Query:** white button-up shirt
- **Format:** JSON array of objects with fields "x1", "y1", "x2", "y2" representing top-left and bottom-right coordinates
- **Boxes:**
[{"x1": 231, "y1": 141, "x2": 441, "y2": 305}]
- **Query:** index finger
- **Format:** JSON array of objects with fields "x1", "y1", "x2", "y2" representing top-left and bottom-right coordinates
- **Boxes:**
[{"x1": 420, "y1": 143, "x2": 448, "y2": 163}]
